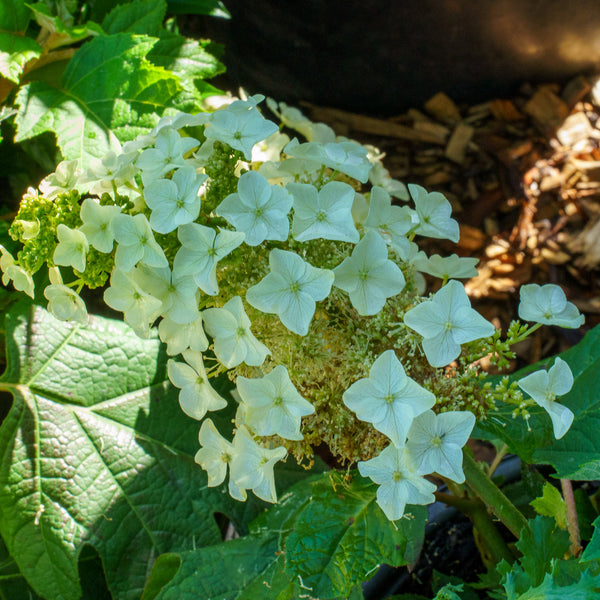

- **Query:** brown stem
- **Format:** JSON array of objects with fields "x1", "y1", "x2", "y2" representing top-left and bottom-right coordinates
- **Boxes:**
[{"x1": 561, "y1": 478, "x2": 582, "y2": 557}]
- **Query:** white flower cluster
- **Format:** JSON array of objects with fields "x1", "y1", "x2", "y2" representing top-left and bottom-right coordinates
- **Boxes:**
[{"x1": 2, "y1": 94, "x2": 584, "y2": 519}]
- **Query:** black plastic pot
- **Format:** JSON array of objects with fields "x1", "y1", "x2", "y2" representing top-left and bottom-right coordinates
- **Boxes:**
[
  {"x1": 200, "y1": 0, "x2": 600, "y2": 115},
  {"x1": 362, "y1": 455, "x2": 522, "y2": 599}
]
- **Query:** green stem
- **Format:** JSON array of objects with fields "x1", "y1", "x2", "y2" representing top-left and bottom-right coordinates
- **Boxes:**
[
  {"x1": 462, "y1": 450, "x2": 528, "y2": 539},
  {"x1": 510, "y1": 322, "x2": 542, "y2": 345},
  {"x1": 435, "y1": 492, "x2": 516, "y2": 565}
]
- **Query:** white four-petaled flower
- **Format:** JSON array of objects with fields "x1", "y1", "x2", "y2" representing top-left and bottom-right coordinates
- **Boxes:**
[
  {"x1": 517, "y1": 357, "x2": 575, "y2": 439},
  {"x1": 408, "y1": 184, "x2": 460, "y2": 243},
  {"x1": 333, "y1": 230, "x2": 406, "y2": 316},
  {"x1": 403, "y1": 280, "x2": 495, "y2": 368},
  {"x1": 167, "y1": 350, "x2": 228, "y2": 420},
  {"x1": 358, "y1": 445, "x2": 437, "y2": 521},
  {"x1": 343, "y1": 350, "x2": 435, "y2": 447},
  {"x1": 144, "y1": 166, "x2": 207, "y2": 233},
  {"x1": 288, "y1": 181, "x2": 359, "y2": 243},
  {"x1": 246, "y1": 248, "x2": 334, "y2": 335},
  {"x1": 229, "y1": 425, "x2": 287, "y2": 503},
  {"x1": 217, "y1": 170, "x2": 293, "y2": 246},
  {"x1": 406, "y1": 410, "x2": 475, "y2": 483},
  {"x1": 518, "y1": 283, "x2": 584, "y2": 329},
  {"x1": 236, "y1": 365, "x2": 314, "y2": 440},
  {"x1": 53, "y1": 224, "x2": 89, "y2": 272},
  {"x1": 174, "y1": 223, "x2": 245, "y2": 295},
  {"x1": 202, "y1": 295, "x2": 270, "y2": 368}
]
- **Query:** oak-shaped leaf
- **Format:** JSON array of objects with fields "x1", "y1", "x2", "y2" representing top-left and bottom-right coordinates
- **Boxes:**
[{"x1": 0, "y1": 303, "x2": 245, "y2": 600}]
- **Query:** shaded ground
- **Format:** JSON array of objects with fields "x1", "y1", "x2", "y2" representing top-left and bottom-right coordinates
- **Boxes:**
[{"x1": 300, "y1": 76, "x2": 600, "y2": 368}]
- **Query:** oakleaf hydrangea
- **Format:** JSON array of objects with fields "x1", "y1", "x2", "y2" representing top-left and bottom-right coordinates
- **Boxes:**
[{"x1": 3, "y1": 95, "x2": 583, "y2": 522}]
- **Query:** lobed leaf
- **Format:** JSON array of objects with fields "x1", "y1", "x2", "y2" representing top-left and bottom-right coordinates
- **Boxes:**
[
  {"x1": 14, "y1": 33, "x2": 183, "y2": 168},
  {"x1": 102, "y1": 0, "x2": 167, "y2": 36},
  {"x1": 0, "y1": 303, "x2": 245, "y2": 600},
  {"x1": 284, "y1": 473, "x2": 427, "y2": 599},
  {"x1": 0, "y1": 32, "x2": 42, "y2": 83}
]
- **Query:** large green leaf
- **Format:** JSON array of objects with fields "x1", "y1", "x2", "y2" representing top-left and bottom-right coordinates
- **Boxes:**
[
  {"x1": 14, "y1": 33, "x2": 183, "y2": 168},
  {"x1": 0, "y1": 33, "x2": 42, "y2": 83},
  {"x1": 476, "y1": 325, "x2": 600, "y2": 478},
  {"x1": 0, "y1": 0, "x2": 30, "y2": 32},
  {"x1": 102, "y1": 0, "x2": 166, "y2": 36},
  {"x1": 0, "y1": 303, "x2": 245, "y2": 600},
  {"x1": 284, "y1": 473, "x2": 427, "y2": 599}
]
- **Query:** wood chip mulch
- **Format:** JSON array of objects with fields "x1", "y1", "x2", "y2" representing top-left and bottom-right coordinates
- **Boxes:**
[{"x1": 302, "y1": 75, "x2": 600, "y2": 365}]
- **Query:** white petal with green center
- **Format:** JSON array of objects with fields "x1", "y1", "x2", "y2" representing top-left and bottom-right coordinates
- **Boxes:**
[
  {"x1": 358, "y1": 445, "x2": 436, "y2": 521},
  {"x1": 167, "y1": 350, "x2": 227, "y2": 421},
  {"x1": 79, "y1": 198, "x2": 122, "y2": 253},
  {"x1": 158, "y1": 314, "x2": 208, "y2": 355},
  {"x1": 194, "y1": 419, "x2": 235, "y2": 487},
  {"x1": 408, "y1": 184, "x2": 459, "y2": 243},
  {"x1": 113, "y1": 213, "x2": 168, "y2": 272},
  {"x1": 406, "y1": 410, "x2": 475, "y2": 483},
  {"x1": 288, "y1": 181, "x2": 359, "y2": 242},
  {"x1": 333, "y1": 230, "x2": 405, "y2": 316},
  {"x1": 246, "y1": 249, "x2": 333, "y2": 335},
  {"x1": 236, "y1": 365, "x2": 314, "y2": 440},
  {"x1": 517, "y1": 357, "x2": 574, "y2": 439},
  {"x1": 53, "y1": 224, "x2": 89, "y2": 273},
  {"x1": 343, "y1": 350, "x2": 435, "y2": 447},
  {"x1": 412, "y1": 253, "x2": 479, "y2": 280},
  {"x1": 174, "y1": 223, "x2": 245, "y2": 295},
  {"x1": 217, "y1": 170, "x2": 292, "y2": 245},
  {"x1": 364, "y1": 186, "x2": 414, "y2": 245},
  {"x1": 403, "y1": 280, "x2": 495, "y2": 367},
  {"x1": 229, "y1": 426, "x2": 287, "y2": 503},
  {"x1": 144, "y1": 166, "x2": 207, "y2": 234},
  {"x1": 203, "y1": 295, "x2": 269, "y2": 368},
  {"x1": 518, "y1": 283, "x2": 584, "y2": 329}
]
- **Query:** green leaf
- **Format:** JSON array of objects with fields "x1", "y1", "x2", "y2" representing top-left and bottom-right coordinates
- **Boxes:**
[
  {"x1": 504, "y1": 571, "x2": 600, "y2": 600},
  {"x1": 14, "y1": 33, "x2": 183, "y2": 168},
  {"x1": 284, "y1": 472, "x2": 427, "y2": 599},
  {"x1": 145, "y1": 535, "x2": 294, "y2": 600},
  {"x1": 530, "y1": 483, "x2": 567, "y2": 529},
  {"x1": 517, "y1": 516, "x2": 571, "y2": 588},
  {"x1": 148, "y1": 33, "x2": 224, "y2": 83},
  {"x1": 102, "y1": 0, "x2": 166, "y2": 36},
  {"x1": 582, "y1": 516, "x2": 600, "y2": 561},
  {"x1": 0, "y1": 0, "x2": 30, "y2": 32},
  {"x1": 0, "y1": 534, "x2": 43, "y2": 599},
  {"x1": 166, "y1": 0, "x2": 230, "y2": 18},
  {"x1": 0, "y1": 303, "x2": 245, "y2": 600},
  {"x1": 27, "y1": 3, "x2": 102, "y2": 50},
  {"x1": 147, "y1": 32, "x2": 224, "y2": 111},
  {"x1": 477, "y1": 325, "x2": 600, "y2": 478},
  {"x1": 0, "y1": 32, "x2": 42, "y2": 83}
]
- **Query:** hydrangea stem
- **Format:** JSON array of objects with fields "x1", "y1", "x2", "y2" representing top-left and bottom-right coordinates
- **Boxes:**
[
  {"x1": 561, "y1": 478, "x2": 582, "y2": 557},
  {"x1": 435, "y1": 491, "x2": 516, "y2": 565},
  {"x1": 462, "y1": 450, "x2": 528, "y2": 539}
]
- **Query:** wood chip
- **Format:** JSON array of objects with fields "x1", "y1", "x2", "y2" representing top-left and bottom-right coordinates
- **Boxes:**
[
  {"x1": 488, "y1": 99, "x2": 524, "y2": 121},
  {"x1": 556, "y1": 112, "x2": 597, "y2": 147},
  {"x1": 445, "y1": 122, "x2": 475, "y2": 164},
  {"x1": 304, "y1": 104, "x2": 446, "y2": 145},
  {"x1": 424, "y1": 92, "x2": 462, "y2": 123},
  {"x1": 562, "y1": 75, "x2": 591, "y2": 109},
  {"x1": 523, "y1": 87, "x2": 569, "y2": 134}
]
